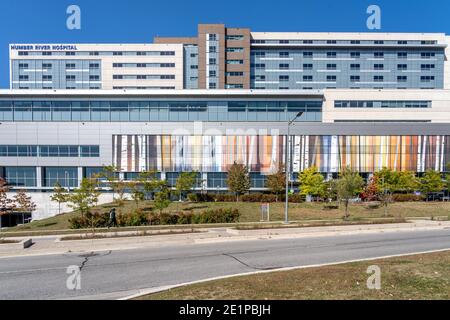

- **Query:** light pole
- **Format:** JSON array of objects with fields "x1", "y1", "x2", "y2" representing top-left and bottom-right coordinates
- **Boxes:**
[{"x1": 284, "y1": 111, "x2": 303, "y2": 224}]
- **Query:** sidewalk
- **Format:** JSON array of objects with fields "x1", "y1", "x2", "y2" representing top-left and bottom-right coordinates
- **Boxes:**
[{"x1": 1, "y1": 220, "x2": 449, "y2": 259}]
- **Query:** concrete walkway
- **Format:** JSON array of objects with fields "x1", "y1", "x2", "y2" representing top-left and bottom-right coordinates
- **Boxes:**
[{"x1": 1, "y1": 219, "x2": 449, "y2": 259}]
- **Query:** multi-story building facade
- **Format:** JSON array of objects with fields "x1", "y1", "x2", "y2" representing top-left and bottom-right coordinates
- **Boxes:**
[
  {"x1": 11, "y1": 24, "x2": 450, "y2": 90},
  {"x1": 10, "y1": 44, "x2": 183, "y2": 90},
  {"x1": 3, "y1": 23, "x2": 450, "y2": 220}
]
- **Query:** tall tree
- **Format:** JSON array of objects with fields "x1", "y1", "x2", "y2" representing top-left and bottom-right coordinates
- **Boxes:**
[
  {"x1": 129, "y1": 181, "x2": 145, "y2": 209},
  {"x1": 175, "y1": 172, "x2": 197, "y2": 202},
  {"x1": 50, "y1": 181, "x2": 69, "y2": 215},
  {"x1": 66, "y1": 178, "x2": 100, "y2": 217},
  {"x1": 266, "y1": 169, "x2": 285, "y2": 202},
  {"x1": 139, "y1": 170, "x2": 165, "y2": 200},
  {"x1": 13, "y1": 189, "x2": 36, "y2": 213},
  {"x1": 0, "y1": 178, "x2": 16, "y2": 230},
  {"x1": 420, "y1": 169, "x2": 445, "y2": 200},
  {"x1": 153, "y1": 190, "x2": 171, "y2": 214},
  {"x1": 226, "y1": 162, "x2": 251, "y2": 201},
  {"x1": 337, "y1": 166, "x2": 365, "y2": 220},
  {"x1": 298, "y1": 166, "x2": 326, "y2": 201}
]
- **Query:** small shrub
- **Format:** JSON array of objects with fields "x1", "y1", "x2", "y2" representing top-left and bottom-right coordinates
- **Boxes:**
[
  {"x1": 159, "y1": 212, "x2": 180, "y2": 225},
  {"x1": 391, "y1": 194, "x2": 424, "y2": 202},
  {"x1": 177, "y1": 211, "x2": 194, "y2": 224},
  {"x1": 187, "y1": 193, "x2": 215, "y2": 202},
  {"x1": 214, "y1": 194, "x2": 236, "y2": 202},
  {"x1": 322, "y1": 204, "x2": 339, "y2": 210},
  {"x1": 365, "y1": 201, "x2": 381, "y2": 209}
]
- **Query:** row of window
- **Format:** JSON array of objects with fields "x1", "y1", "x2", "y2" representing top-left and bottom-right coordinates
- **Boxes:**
[
  {"x1": 251, "y1": 51, "x2": 437, "y2": 59},
  {"x1": 0, "y1": 100, "x2": 322, "y2": 122},
  {"x1": 17, "y1": 75, "x2": 100, "y2": 81},
  {"x1": 112, "y1": 75, "x2": 175, "y2": 80},
  {"x1": 18, "y1": 62, "x2": 100, "y2": 69},
  {"x1": 18, "y1": 51, "x2": 176, "y2": 56},
  {"x1": 252, "y1": 74, "x2": 436, "y2": 83},
  {"x1": 253, "y1": 63, "x2": 436, "y2": 71},
  {"x1": 112, "y1": 63, "x2": 175, "y2": 68},
  {"x1": 334, "y1": 100, "x2": 431, "y2": 109},
  {"x1": 0, "y1": 167, "x2": 265, "y2": 188},
  {"x1": 0, "y1": 145, "x2": 99, "y2": 157},
  {"x1": 251, "y1": 39, "x2": 438, "y2": 45}
]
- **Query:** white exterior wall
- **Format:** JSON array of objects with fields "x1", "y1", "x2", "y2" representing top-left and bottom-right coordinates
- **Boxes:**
[
  {"x1": 323, "y1": 89, "x2": 450, "y2": 123},
  {"x1": 9, "y1": 43, "x2": 184, "y2": 90}
]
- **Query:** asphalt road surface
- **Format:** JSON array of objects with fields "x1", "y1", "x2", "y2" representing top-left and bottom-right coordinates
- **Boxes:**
[{"x1": 1, "y1": 228, "x2": 449, "y2": 299}]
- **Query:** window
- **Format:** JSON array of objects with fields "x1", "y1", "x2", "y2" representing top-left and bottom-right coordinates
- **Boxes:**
[
  {"x1": 374, "y1": 52, "x2": 384, "y2": 58},
  {"x1": 225, "y1": 84, "x2": 244, "y2": 89},
  {"x1": 303, "y1": 40, "x2": 313, "y2": 44},
  {"x1": 350, "y1": 75, "x2": 360, "y2": 82},
  {"x1": 160, "y1": 51, "x2": 175, "y2": 56},
  {"x1": 397, "y1": 76, "x2": 407, "y2": 82},
  {"x1": 66, "y1": 75, "x2": 76, "y2": 81},
  {"x1": 350, "y1": 64, "x2": 360, "y2": 70},
  {"x1": 350, "y1": 52, "x2": 360, "y2": 58},
  {"x1": 326, "y1": 64, "x2": 337, "y2": 70},
  {"x1": 327, "y1": 52, "x2": 337, "y2": 58},
  {"x1": 421, "y1": 64, "x2": 435, "y2": 70},
  {"x1": 19, "y1": 63, "x2": 28, "y2": 69},
  {"x1": 19, "y1": 75, "x2": 29, "y2": 80},
  {"x1": 303, "y1": 75, "x2": 313, "y2": 82},
  {"x1": 421, "y1": 52, "x2": 435, "y2": 59},
  {"x1": 252, "y1": 51, "x2": 265, "y2": 57},
  {"x1": 113, "y1": 75, "x2": 123, "y2": 79},
  {"x1": 80, "y1": 145, "x2": 100, "y2": 157},
  {"x1": 398, "y1": 64, "x2": 407, "y2": 70},
  {"x1": 226, "y1": 60, "x2": 244, "y2": 64},
  {"x1": 209, "y1": 70, "x2": 216, "y2": 77},
  {"x1": 351, "y1": 40, "x2": 360, "y2": 44},
  {"x1": 42, "y1": 51, "x2": 52, "y2": 56},
  {"x1": 42, "y1": 75, "x2": 52, "y2": 81},
  {"x1": 374, "y1": 40, "x2": 384, "y2": 44},
  {"x1": 253, "y1": 75, "x2": 266, "y2": 81},
  {"x1": 254, "y1": 63, "x2": 265, "y2": 69},
  {"x1": 113, "y1": 51, "x2": 123, "y2": 56},
  {"x1": 18, "y1": 51, "x2": 28, "y2": 56},
  {"x1": 208, "y1": 46, "x2": 216, "y2": 53},
  {"x1": 89, "y1": 51, "x2": 99, "y2": 56},
  {"x1": 226, "y1": 47, "x2": 244, "y2": 52},
  {"x1": 209, "y1": 58, "x2": 216, "y2": 65},
  {"x1": 398, "y1": 41, "x2": 408, "y2": 45},
  {"x1": 4, "y1": 167, "x2": 36, "y2": 187},
  {"x1": 226, "y1": 72, "x2": 244, "y2": 76},
  {"x1": 42, "y1": 63, "x2": 52, "y2": 69},
  {"x1": 208, "y1": 34, "x2": 217, "y2": 41},
  {"x1": 208, "y1": 82, "x2": 217, "y2": 89},
  {"x1": 190, "y1": 65, "x2": 198, "y2": 69},
  {"x1": 279, "y1": 40, "x2": 289, "y2": 44},
  {"x1": 326, "y1": 75, "x2": 336, "y2": 82},
  {"x1": 303, "y1": 52, "x2": 313, "y2": 58},
  {"x1": 327, "y1": 40, "x2": 337, "y2": 44},
  {"x1": 303, "y1": 64, "x2": 313, "y2": 70},
  {"x1": 43, "y1": 167, "x2": 78, "y2": 188},
  {"x1": 66, "y1": 63, "x2": 76, "y2": 70},
  {"x1": 374, "y1": 64, "x2": 384, "y2": 70},
  {"x1": 226, "y1": 35, "x2": 244, "y2": 40},
  {"x1": 279, "y1": 52, "x2": 289, "y2": 57},
  {"x1": 89, "y1": 75, "x2": 100, "y2": 81},
  {"x1": 398, "y1": 52, "x2": 407, "y2": 59},
  {"x1": 374, "y1": 76, "x2": 384, "y2": 82},
  {"x1": 279, "y1": 63, "x2": 289, "y2": 70},
  {"x1": 65, "y1": 52, "x2": 75, "y2": 56},
  {"x1": 89, "y1": 63, "x2": 99, "y2": 69},
  {"x1": 279, "y1": 75, "x2": 289, "y2": 82},
  {"x1": 421, "y1": 76, "x2": 435, "y2": 82}
]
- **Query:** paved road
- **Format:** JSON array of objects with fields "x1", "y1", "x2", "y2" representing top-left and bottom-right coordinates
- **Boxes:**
[{"x1": 0, "y1": 228, "x2": 449, "y2": 300}]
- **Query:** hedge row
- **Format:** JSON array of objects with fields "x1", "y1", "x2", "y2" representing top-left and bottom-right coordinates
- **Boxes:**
[
  {"x1": 187, "y1": 192, "x2": 306, "y2": 203},
  {"x1": 68, "y1": 208, "x2": 240, "y2": 229}
]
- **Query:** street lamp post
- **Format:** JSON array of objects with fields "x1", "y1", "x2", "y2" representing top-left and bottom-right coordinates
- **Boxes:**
[{"x1": 284, "y1": 112, "x2": 303, "y2": 224}]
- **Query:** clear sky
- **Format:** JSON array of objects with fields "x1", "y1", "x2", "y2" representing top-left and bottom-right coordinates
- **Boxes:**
[{"x1": 0, "y1": 0, "x2": 449, "y2": 88}]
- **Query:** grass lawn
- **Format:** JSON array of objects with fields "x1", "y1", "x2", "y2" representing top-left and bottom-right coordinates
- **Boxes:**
[
  {"x1": 5, "y1": 200, "x2": 450, "y2": 233},
  {"x1": 138, "y1": 250, "x2": 450, "y2": 300}
]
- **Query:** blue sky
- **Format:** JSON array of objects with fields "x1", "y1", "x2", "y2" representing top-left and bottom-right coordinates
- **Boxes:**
[{"x1": 0, "y1": 0, "x2": 449, "y2": 88}]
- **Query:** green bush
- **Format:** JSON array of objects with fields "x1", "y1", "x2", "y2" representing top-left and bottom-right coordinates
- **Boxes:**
[
  {"x1": 240, "y1": 193, "x2": 277, "y2": 202},
  {"x1": 391, "y1": 194, "x2": 424, "y2": 202},
  {"x1": 365, "y1": 201, "x2": 381, "y2": 209},
  {"x1": 68, "y1": 210, "x2": 109, "y2": 229},
  {"x1": 193, "y1": 208, "x2": 240, "y2": 224},
  {"x1": 187, "y1": 193, "x2": 215, "y2": 202},
  {"x1": 322, "y1": 204, "x2": 339, "y2": 210},
  {"x1": 214, "y1": 194, "x2": 236, "y2": 202},
  {"x1": 159, "y1": 212, "x2": 180, "y2": 225}
]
